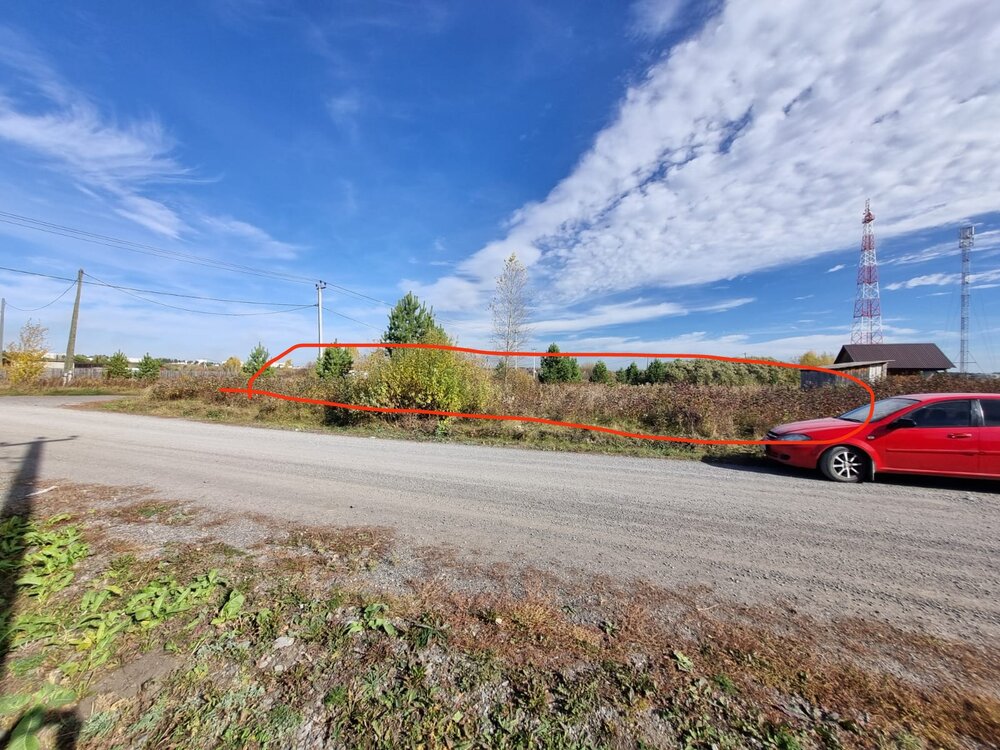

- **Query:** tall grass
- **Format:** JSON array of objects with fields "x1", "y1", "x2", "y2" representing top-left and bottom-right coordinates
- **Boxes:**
[{"x1": 132, "y1": 370, "x2": 1000, "y2": 442}]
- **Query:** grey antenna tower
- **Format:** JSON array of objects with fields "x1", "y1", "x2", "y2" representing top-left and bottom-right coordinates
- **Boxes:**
[{"x1": 959, "y1": 225, "x2": 974, "y2": 373}]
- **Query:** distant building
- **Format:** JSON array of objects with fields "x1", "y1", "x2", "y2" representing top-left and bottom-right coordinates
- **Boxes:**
[
  {"x1": 834, "y1": 343, "x2": 954, "y2": 377},
  {"x1": 800, "y1": 359, "x2": 889, "y2": 389}
]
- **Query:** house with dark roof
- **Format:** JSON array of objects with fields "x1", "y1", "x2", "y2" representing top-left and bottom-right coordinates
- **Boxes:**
[{"x1": 834, "y1": 343, "x2": 954, "y2": 376}]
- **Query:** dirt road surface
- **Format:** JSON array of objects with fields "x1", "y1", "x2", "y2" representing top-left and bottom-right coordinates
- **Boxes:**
[{"x1": 2, "y1": 396, "x2": 998, "y2": 644}]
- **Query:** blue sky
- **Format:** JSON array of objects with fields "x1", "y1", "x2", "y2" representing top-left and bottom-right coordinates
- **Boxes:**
[{"x1": 1, "y1": 0, "x2": 999, "y2": 371}]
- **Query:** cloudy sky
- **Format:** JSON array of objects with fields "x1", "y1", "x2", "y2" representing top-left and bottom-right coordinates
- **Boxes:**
[{"x1": 1, "y1": 0, "x2": 999, "y2": 370}]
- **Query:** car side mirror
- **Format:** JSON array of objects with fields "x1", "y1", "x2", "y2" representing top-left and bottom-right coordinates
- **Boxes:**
[{"x1": 889, "y1": 417, "x2": 917, "y2": 429}]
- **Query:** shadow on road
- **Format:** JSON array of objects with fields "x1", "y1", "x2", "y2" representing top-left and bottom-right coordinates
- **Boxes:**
[
  {"x1": 700, "y1": 453, "x2": 999, "y2": 493},
  {"x1": 1, "y1": 436, "x2": 81, "y2": 750}
]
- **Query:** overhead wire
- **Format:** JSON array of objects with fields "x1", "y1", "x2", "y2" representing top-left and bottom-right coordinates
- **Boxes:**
[
  {"x1": 0, "y1": 210, "x2": 315, "y2": 285},
  {"x1": 0, "y1": 265, "x2": 305, "y2": 307},
  {"x1": 0, "y1": 210, "x2": 472, "y2": 329},
  {"x1": 82, "y1": 271, "x2": 315, "y2": 317},
  {"x1": 1, "y1": 263, "x2": 382, "y2": 327},
  {"x1": 321, "y1": 306, "x2": 381, "y2": 331},
  {"x1": 3, "y1": 280, "x2": 77, "y2": 312}
]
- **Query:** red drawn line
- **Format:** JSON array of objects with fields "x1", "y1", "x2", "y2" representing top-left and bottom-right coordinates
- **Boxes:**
[{"x1": 219, "y1": 342, "x2": 877, "y2": 446}]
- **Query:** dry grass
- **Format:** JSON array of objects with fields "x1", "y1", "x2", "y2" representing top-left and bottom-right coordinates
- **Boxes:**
[
  {"x1": 4, "y1": 479, "x2": 997, "y2": 748},
  {"x1": 94, "y1": 372, "x2": 1000, "y2": 458},
  {"x1": 108, "y1": 499, "x2": 199, "y2": 525}
]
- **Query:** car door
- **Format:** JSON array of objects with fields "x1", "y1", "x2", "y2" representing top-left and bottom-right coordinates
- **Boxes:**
[
  {"x1": 978, "y1": 397, "x2": 1000, "y2": 477},
  {"x1": 877, "y1": 399, "x2": 980, "y2": 475}
]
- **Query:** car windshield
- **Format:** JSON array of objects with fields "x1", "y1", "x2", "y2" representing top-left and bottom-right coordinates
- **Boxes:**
[{"x1": 837, "y1": 397, "x2": 919, "y2": 423}]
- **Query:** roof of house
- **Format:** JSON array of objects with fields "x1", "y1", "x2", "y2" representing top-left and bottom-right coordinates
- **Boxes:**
[{"x1": 835, "y1": 344, "x2": 954, "y2": 371}]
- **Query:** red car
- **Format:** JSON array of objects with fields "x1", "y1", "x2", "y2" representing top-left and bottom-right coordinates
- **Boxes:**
[{"x1": 765, "y1": 393, "x2": 1000, "y2": 482}]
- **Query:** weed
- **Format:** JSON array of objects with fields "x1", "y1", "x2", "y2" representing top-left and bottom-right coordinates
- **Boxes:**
[
  {"x1": 8, "y1": 653, "x2": 46, "y2": 677},
  {"x1": 408, "y1": 612, "x2": 448, "y2": 648},
  {"x1": 345, "y1": 602, "x2": 398, "y2": 637},
  {"x1": 80, "y1": 710, "x2": 118, "y2": 741},
  {"x1": 2, "y1": 515, "x2": 89, "y2": 601},
  {"x1": 212, "y1": 589, "x2": 245, "y2": 626},
  {"x1": 673, "y1": 650, "x2": 695, "y2": 673},
  {"x1": 324, "y1": 685, "x2": 348, "y2": 707},
  {"x1": 712, "y1": 673, "x2": 737, "y2": 694}
]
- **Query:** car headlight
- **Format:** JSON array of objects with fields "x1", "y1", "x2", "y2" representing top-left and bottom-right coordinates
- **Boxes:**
[{"x1": 776, "y1": 433, "x2": 811, "y2": 441}]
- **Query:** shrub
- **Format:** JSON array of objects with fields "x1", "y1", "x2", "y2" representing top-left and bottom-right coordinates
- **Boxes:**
[
  {"x1": 5, "y1": 320, "x2": 48, "y2": 385},
  {"x1": 105, "y1": 351, "x2": 131, "y2": 380},
  {"x1": 356, "y1": 333, "x2": 493, "y2": 414}
]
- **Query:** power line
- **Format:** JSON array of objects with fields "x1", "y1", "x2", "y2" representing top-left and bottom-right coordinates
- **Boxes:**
[
  {"x1": 0, "y1": 210, "x2": 316, "y2": 286},
  {"x1": 83, "y1": 271, "x2": 315, "y2": 317},
  {"x1": 0, "y1": 209, "x2": 461, "y2": 322},
  {"x1": 321, "y1": 306, "x2": 381, "y2": 331},
  {"x1": 0, "y1": 264, "x2": 304, "y2": 306},
  {"x1": 4, "y1": 280, "x2": 76, "y2": 312},
  {"x1": 1, "y1": 263, "x2": 381, "y2": 325}
]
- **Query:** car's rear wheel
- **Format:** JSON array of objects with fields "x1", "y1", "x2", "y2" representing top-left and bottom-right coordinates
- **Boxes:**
[{"x1": 820, "y1": 445, "x2": 867, "y2": 483}]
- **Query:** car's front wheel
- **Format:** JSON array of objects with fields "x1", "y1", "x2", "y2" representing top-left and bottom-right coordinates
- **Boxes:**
[{"x1": 820, "y1": 445, "x2": 867, "y2": 483}]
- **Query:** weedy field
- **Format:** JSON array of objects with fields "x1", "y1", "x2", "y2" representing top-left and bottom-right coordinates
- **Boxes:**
[
  {"x1": 1, "y1": 480, "x2": 997, "y2": 749},
  {"x1": 86, "y1": 371, "x2": 1000, "y2": 462}
]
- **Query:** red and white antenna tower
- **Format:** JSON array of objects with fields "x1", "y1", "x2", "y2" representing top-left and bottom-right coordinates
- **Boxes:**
[{"x1": 850, "y1": 199, "x2": 884, "y2": 344}]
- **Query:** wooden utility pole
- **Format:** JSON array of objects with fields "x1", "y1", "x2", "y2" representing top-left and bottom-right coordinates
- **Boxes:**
[{"x1": 64, "y1": 269, "x2": 83, "y2": 378}]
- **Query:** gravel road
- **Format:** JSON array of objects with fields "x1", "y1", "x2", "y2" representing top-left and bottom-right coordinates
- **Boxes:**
[{"x1": 2, "y1": 396, "x2": 998, "y2": 643}]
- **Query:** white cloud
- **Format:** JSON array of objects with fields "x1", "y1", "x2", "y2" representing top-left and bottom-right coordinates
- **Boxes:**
[
  {"x1": 631, "y1": 0, "x2": 686, "y2": 36},
  {"x1": 0, "y1": 26, "x2": 188, "y2": 236},
  {"x1": 530, "y1": 296, "x2": 752, "y2": 335},
  {"x1": 885, "y1": 228, "x2": 1000, "y2": 266},
  {"x1": 826, "y1": 264, "x2": 845, "y2": 273},
  {"x1": 414, "y1": 0, "x2": 1000, "y2": 315},
  {"x1": 885, "y1": 268, "x2": 1000, "y2": 290},
  {"x1": 326, "y1": 91, "x2": 362, "y2": 139},
  {"x1": 115, "y1": 195, "x2": 187, "y2": 239},
  {"x1": 201, "y1": 216, "x2": 302, "y2": 260}
]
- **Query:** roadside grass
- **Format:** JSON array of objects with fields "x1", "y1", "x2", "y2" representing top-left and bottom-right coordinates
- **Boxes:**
[
  {"x1": 83, "y1": 369, "x2": 1000, "y2": 463},
  {"x1": 0, "y1": 375, "x2": 143, "y2": 397},
  {"x1": 92, "y1": 395, "x2": 760, "y2": 462},
  {"x1": 1, "y1": 482, "x2": 997, "y2": 749}
]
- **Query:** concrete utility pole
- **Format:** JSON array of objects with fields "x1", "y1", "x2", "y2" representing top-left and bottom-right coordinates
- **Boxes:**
[
  {"x1": 316, "y1": 280, "x2": 327, "y2": 363},
  {"x1": 0, "y1": 297, "x2": 6, "y2": 365},
  {"x1": 64, "y1": 269, "x2": 84, "y2": 379}
]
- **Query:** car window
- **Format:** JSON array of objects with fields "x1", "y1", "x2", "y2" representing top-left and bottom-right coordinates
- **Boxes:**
[
  {"x1": 907, "y1": 400, "x2": 973, "y2": 428},
  {"x1": 981, "y1": 399, "x2": 1000, "y2": 427},
  {"x1": 838, "y1": 397, "x2": 918, "y2": 422}
]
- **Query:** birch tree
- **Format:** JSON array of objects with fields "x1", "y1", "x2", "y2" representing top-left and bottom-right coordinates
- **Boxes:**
[{"x1": 490, "y1": 253, "x2": 531, "y2": 374}]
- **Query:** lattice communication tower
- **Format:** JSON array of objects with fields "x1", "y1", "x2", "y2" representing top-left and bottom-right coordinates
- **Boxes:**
[
  {"x1": 959, "y1": 225, "x2": 974, "y2": 372},
  {"x1": 850, "y1": 199, "x2": 884, "y2": 344}
]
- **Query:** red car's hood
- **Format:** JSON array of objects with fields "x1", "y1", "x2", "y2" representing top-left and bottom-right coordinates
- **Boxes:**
[{"x1": 770, "y1": 417, "x2": 857, "y2": 435}]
